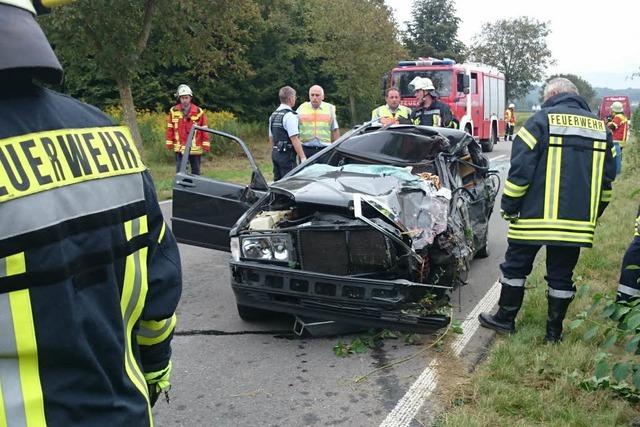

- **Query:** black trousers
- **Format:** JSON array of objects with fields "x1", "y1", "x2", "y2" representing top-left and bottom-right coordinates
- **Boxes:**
[
  {"x1": 272, "y1": 149, "x2": 296, "y2": 181},
  {"x1": 500, "y1": 242, "x2": 580, "y2": 294},
  {"x1": 618, "y1": 236, "x2": 640, "y2": 299},
  {"x1": 175, "y1": 153, "x2": 201, "y2": 175},
  {"x1": 505, "y1": 123, "x2": 515, "y2": 139}
]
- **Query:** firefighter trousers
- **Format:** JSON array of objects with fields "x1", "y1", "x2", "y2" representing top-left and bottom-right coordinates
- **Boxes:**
[
  {"x1": 175, "y1": 152, "x2": 201, "y2": 175},
  {"x1": 500, "y1": 243, "x2": 580, "y2": 298},
  {"x1": 617, "y1": 236, "x2": 640, "y2": 300}
]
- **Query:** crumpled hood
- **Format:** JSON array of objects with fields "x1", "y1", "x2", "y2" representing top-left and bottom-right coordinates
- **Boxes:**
[{"x1": 270, "y1": 164, "x2": 423, "y2": 207}]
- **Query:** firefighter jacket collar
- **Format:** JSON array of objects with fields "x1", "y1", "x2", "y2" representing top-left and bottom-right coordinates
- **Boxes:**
[{"x1": 542, "y1": 93, "x2": 591, "y2": 112}]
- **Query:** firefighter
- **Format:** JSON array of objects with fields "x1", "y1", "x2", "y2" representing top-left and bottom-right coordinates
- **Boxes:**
[
  {"x1": 269, "y1": 86, "x2": 306, "y2": 181},
  {"x1": 371, "y1": 87, "x2": 412, "y2": 125},
  {"x1": 0, "y1": 1, "x2": 182, "y2": 425},
  {"x1": 296, "y1": 85, "x2": 340, "y2": 159},
  {"x1": 607, "y1": 101, "x2": 628, "y2": 176},
  {"x1": 478, "y1": 78, "x2": 616, "y2": 343},
  {"x1": 165, "y1": 84, "x2": 210, "y2": 175},
  {"x1": 409, "y1": 76, "x2": 456, "y2": 128},
  {"x1": 505, "y1": 102, "x2": 516, "y2": 141},
  {"x1": 616, "y1": 206, "x2": 640, "y2": 302}
]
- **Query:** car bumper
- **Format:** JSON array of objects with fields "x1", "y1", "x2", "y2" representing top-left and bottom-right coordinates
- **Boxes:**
[{"x1": 230, "y1": 260, "x2": 450, "y2": 333}]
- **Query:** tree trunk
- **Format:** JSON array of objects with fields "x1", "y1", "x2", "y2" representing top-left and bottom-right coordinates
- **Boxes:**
[
  {"x1": 349, "y1": 94, "x2": 357, "y2": 126},
  {"x1": 116, "y1": 76, "x2": 144, "y2": 154}
]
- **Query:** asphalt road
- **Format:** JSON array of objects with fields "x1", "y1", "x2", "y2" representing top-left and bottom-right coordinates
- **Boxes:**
[{"x1": 153, "y1": 141, "x2": 513, "y2": 427}]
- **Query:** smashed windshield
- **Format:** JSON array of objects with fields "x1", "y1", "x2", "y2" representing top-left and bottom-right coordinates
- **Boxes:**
[
  {"x1": 337, "y1": 131, "x2": 449, "y2": 163},
  {"x1": 393, "y1": 70, "x2": 453, "y2": 97}
]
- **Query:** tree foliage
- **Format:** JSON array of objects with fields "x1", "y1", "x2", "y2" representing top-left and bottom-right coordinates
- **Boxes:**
[
  {"x1": 470, "y1": 16, "x2": 555, "y2": 101},
  {"x1": 306, "y1": 0, "x2": 405, "y2": 124},
  {"x1": 540, "y1": 73, "x2": 597, "y2": 109},
  {"x1": 403, "y1": 0, "x2": 465, "y2": 62}
]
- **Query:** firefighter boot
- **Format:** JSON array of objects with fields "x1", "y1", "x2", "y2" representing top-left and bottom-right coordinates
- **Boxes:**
[
  {"x1": 478, "y1": 284, "x2": 525, "y2": 334},
  {"x1": 544, "y1": 295, "x2": 573, "y2": 343}
]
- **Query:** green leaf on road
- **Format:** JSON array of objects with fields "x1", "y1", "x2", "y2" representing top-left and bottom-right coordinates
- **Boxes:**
[
  {"x1": 595, "y1": 360, "x2": 610, "y2": 379},
  {"x1": 626, "y1": 313, "x2": 640, "y2": 330},
  {"x1": 569, "y1": 319, "x2": 584, "y2": 330},
  {"x1": 601, "y1": 333, "x2": 618, "y2": 350},
  {"x1": 583, "y1": 325, "x2": 599, "y2": 341},
  {"x1": 625, "y1": 335, "x2": 640, "y2": 353},
  {"x1": 612, "y1": 362, "x2": 630, "y2": 382}
]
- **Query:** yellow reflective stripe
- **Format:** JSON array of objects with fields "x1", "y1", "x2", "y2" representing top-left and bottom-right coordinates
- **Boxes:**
[
  {"x1": 0, "y1": 381, "x2": 5, "y2": 427},
  {"x1": 507, "y1": 229, "x2": 593, "y2": 244},
  {"x1": 503, "y1": 180, "x2": 529, "y2": 198},
  {"x1": 590, "y1": 140, "x2": 606, "y2": 221},
  {"x1": 1, "y1": 252, "x2": 26, "y2": 278},
  {"x1": 158, "y1": 222, "x2": 166, "y2": 244},
  {"x1": 517, "y1": 127, "x2": 537, "y2": 149},
  {"x1": 9, "y1": 290, "x2": 46, "y2": 427},
  {"x1": 601, "y1": 189, "x2": 612, "y2": 202},
  {"x1": 121, "y1": 216, "x2": 153, "y2": 423},
  {"x1": 137, "y1": 314, "x2": 177, "y2": 346},
  {"x1": 509, "y1": 219, "x2": 594, "y2": 231},
  {"x1": 611, "y1": 145, "x2": 617, "y2": 157},
  {"x1": 544, "y1": 136, "x2": 562, "y2": 219},
  {"x1": 0, "y1": 126, "x2": 145, "y2": 204}
]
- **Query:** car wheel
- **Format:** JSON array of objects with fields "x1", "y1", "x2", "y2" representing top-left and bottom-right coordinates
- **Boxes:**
[
  {"x1": 236, "y1": 304, "x2": 273, "y2": 321},
  {"x1": 475, "y1": 244, "x2": 490, "y2": 258}
]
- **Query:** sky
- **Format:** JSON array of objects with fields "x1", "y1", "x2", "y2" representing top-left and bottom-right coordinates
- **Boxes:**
[{"x1": 386, "y1": 0, "x2": 640, "y2": 89}]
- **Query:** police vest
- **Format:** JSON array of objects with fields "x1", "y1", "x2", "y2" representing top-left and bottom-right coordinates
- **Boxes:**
[
  {"x1": 0, "y1": 81, "x2": 181, "y2": 426},
  {"x1": 270, "y1": 107, "x2": 295, "y2": 147},
  {"x1": 297, "y1": 102, "x2": 335, "y2": 146},
  {"x1": 501, "y1": 93, "x2": 616, "y2": 247},
  {"x1": 371, "y1": 104, "x2": 411, "y2": 121}
]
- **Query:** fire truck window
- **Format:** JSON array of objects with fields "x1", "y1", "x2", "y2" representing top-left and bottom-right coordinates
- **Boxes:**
[
  {"x1": 394, "y1": 71, "x2": 452, "y2": 98},
  {"x1": 471, "y1": 73, "x2": 478, "y2": 94},
  {"x1": 456, "y1": 73, "x2": 464, "y2": 93}
]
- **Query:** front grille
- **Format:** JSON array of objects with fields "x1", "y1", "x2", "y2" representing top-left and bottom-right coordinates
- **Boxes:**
[{"x1": 297, "y1": 229, "x2": 396, "y2": 275}]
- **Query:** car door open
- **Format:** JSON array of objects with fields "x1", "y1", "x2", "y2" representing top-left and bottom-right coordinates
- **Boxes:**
[{"x1": 171, "y1": 125, "x2": 268, "y2": 251}]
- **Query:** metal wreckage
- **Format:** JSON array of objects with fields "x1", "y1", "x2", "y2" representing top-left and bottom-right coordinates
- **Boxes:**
[{"x1": 172, "y1": 123, "x2": 499, "y2": 334}]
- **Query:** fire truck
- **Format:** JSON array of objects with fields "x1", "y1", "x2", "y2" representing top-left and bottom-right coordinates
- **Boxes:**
[{"x1": 383, "y1": 58, "x2": 506, "y2": 152}]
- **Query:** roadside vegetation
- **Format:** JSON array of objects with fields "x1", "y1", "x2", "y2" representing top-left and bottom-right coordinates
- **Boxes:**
[{"x1": 437, "y1": 112, "x2": 640, "y2": 426}]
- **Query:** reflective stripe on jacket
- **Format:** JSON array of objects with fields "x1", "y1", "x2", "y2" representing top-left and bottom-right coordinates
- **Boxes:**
[
  {"x1": 297, "y1": 101, "x2": 335, "y2": 145},
  {"x1": 0, "y1": 81, "x2": 182, "y2": 426},
  {"x1": 410, "y1": 100, "x2": 455, "y2": 128},
  {"x1": 608, "y1": 113, "x2": 629, "y2": 148},
  {"x1": 501, "y1": 93, "x2": 616, "y2": 247},
  {"x1": 165, "y1": 103, "x2": 210, "y2": 155}
]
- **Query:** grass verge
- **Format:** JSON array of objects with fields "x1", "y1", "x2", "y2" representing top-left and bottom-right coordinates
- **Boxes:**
[{"x1": 436, "y1": 135, "x2": 640, "y2": 425}]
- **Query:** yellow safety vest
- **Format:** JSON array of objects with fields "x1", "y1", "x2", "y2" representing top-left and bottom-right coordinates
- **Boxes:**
[
  {"x1": 371, "y1": 104, "x2": 411, "y2": 121},
  {"x1": 297, "y1": 102, "x2": 335, "y2": 145}
]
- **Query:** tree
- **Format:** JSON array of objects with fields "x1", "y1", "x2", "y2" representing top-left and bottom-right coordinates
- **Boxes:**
[
  {"x1": 470, "y1": 16, "x2": 555, "y2": 101},
  {"x1": 403, "y1": 0, "x2": 466, "y2": 62},
  {"x1": 539, "y1": 74, "x2": 596, "y2": 109},
  {"x1": 306, "y1": 0, "x2": 406, "y2": 124},
  {"x1": 42, "y1": 0, "x2": 259, "y2": 152}
]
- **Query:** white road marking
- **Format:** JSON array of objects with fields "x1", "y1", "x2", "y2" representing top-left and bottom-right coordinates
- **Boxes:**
[
  {"x1": 488, "y1": 154, "x2": 506, "y2": 162},
  {"x1": 379, "y1": 280, "x2": 501, "y2": 427}
]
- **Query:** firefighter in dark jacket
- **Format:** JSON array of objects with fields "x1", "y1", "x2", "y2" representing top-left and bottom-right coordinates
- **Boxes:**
[
  {"x1": 479, "y1": 77, "x2": 616, "y2": 343},
  {"x1": 409, "y1": 76, "x2": 456, "y2": 128},
  {"x1": 0, "y1": 1, "x2": 182, "y2": 425},
  {"x1": 616, "y1": 206, "x2": 640, "y2": 302}
]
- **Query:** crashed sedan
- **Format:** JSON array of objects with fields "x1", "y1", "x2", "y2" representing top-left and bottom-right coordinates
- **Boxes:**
[{"x1": 172, "y1": 124, "x2": 499, "y2": 333}]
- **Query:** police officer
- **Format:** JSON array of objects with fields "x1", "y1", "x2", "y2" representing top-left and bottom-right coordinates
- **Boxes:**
[
  {"x1": 616, "y1": 206, "x2": 640, "y2": 302},
  {"x1": 479, "y1": 78, "x2": 616, "y2": 343},
  {"x1": 269, "y1": 86, "x2": 306, "y2": 181},
  {"x1": 409, "y1": 76, "x2": 456, "y2": 128},
  {"x1": 0, "y1": 1, "x2": 182, "y2": 425}
]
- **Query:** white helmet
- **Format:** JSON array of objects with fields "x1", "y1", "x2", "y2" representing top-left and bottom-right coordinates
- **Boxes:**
[
  {"x1": 408, "y1": 76, "x2": 436, "y2": 92},
  {"x1": 611, "y1": 101, "x2": 623, "y2": 113},
  {"x1": 509, "y1": 103, "x2": 515, "y2": 109},
  {"x1": 175, "y1": 84, "x2": 193, "y2": 98}
]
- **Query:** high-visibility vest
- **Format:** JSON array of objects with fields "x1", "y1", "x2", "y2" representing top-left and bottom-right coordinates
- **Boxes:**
[
  {"x1": 297, "y1": 102, "x2": 335, "y2": 145},
  {"x1": 371, "y1": 104, "x2": 411, "y2": 121}
]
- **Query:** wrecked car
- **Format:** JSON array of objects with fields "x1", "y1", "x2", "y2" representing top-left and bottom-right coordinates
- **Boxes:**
[{"x1": 171, "y1": 123, "x2": 499, "y2": 333}]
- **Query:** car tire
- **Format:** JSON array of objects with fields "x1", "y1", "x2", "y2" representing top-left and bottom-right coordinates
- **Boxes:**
[
  {"x1": 236, "y1": 304, "x2": 273, "y2": 321},
  {"x1": 475, "y1": 244, "x2": 490, "y2": 258}
]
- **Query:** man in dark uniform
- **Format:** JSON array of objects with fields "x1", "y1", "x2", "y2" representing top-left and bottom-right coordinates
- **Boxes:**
[
  {"x1": 409, "y1": 76, "x2": 456, "y2": 128},
  {"x1": 0, "y1": 1, "x2": 182, "y2": 425},
  {"x1": 478, "y1": 77, "x2": 616, "y2": 343},
  {"x1": 616, "y1": 206, "x2": 640, "y2": 302},
  {"x1": 268, "y1": 86, "x2": 306, "y2": 181}
]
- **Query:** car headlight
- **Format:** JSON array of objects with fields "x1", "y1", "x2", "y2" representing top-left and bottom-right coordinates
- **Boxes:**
[
  {"x1": 241, "y1": 237, "x2": 273, "y2": 260},
  {"x1": 240, "y1": 234, "x2": 293, "y2": 262}
]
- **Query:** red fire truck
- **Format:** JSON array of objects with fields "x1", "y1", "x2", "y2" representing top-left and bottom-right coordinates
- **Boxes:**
[{"x1": 383, "y1": 58, "x2": 506, "y2": 152}]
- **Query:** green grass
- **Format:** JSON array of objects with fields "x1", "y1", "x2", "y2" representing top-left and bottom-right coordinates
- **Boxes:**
[{"x1": 437, "y1": 136, "x2": 640, "y2": 425}]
